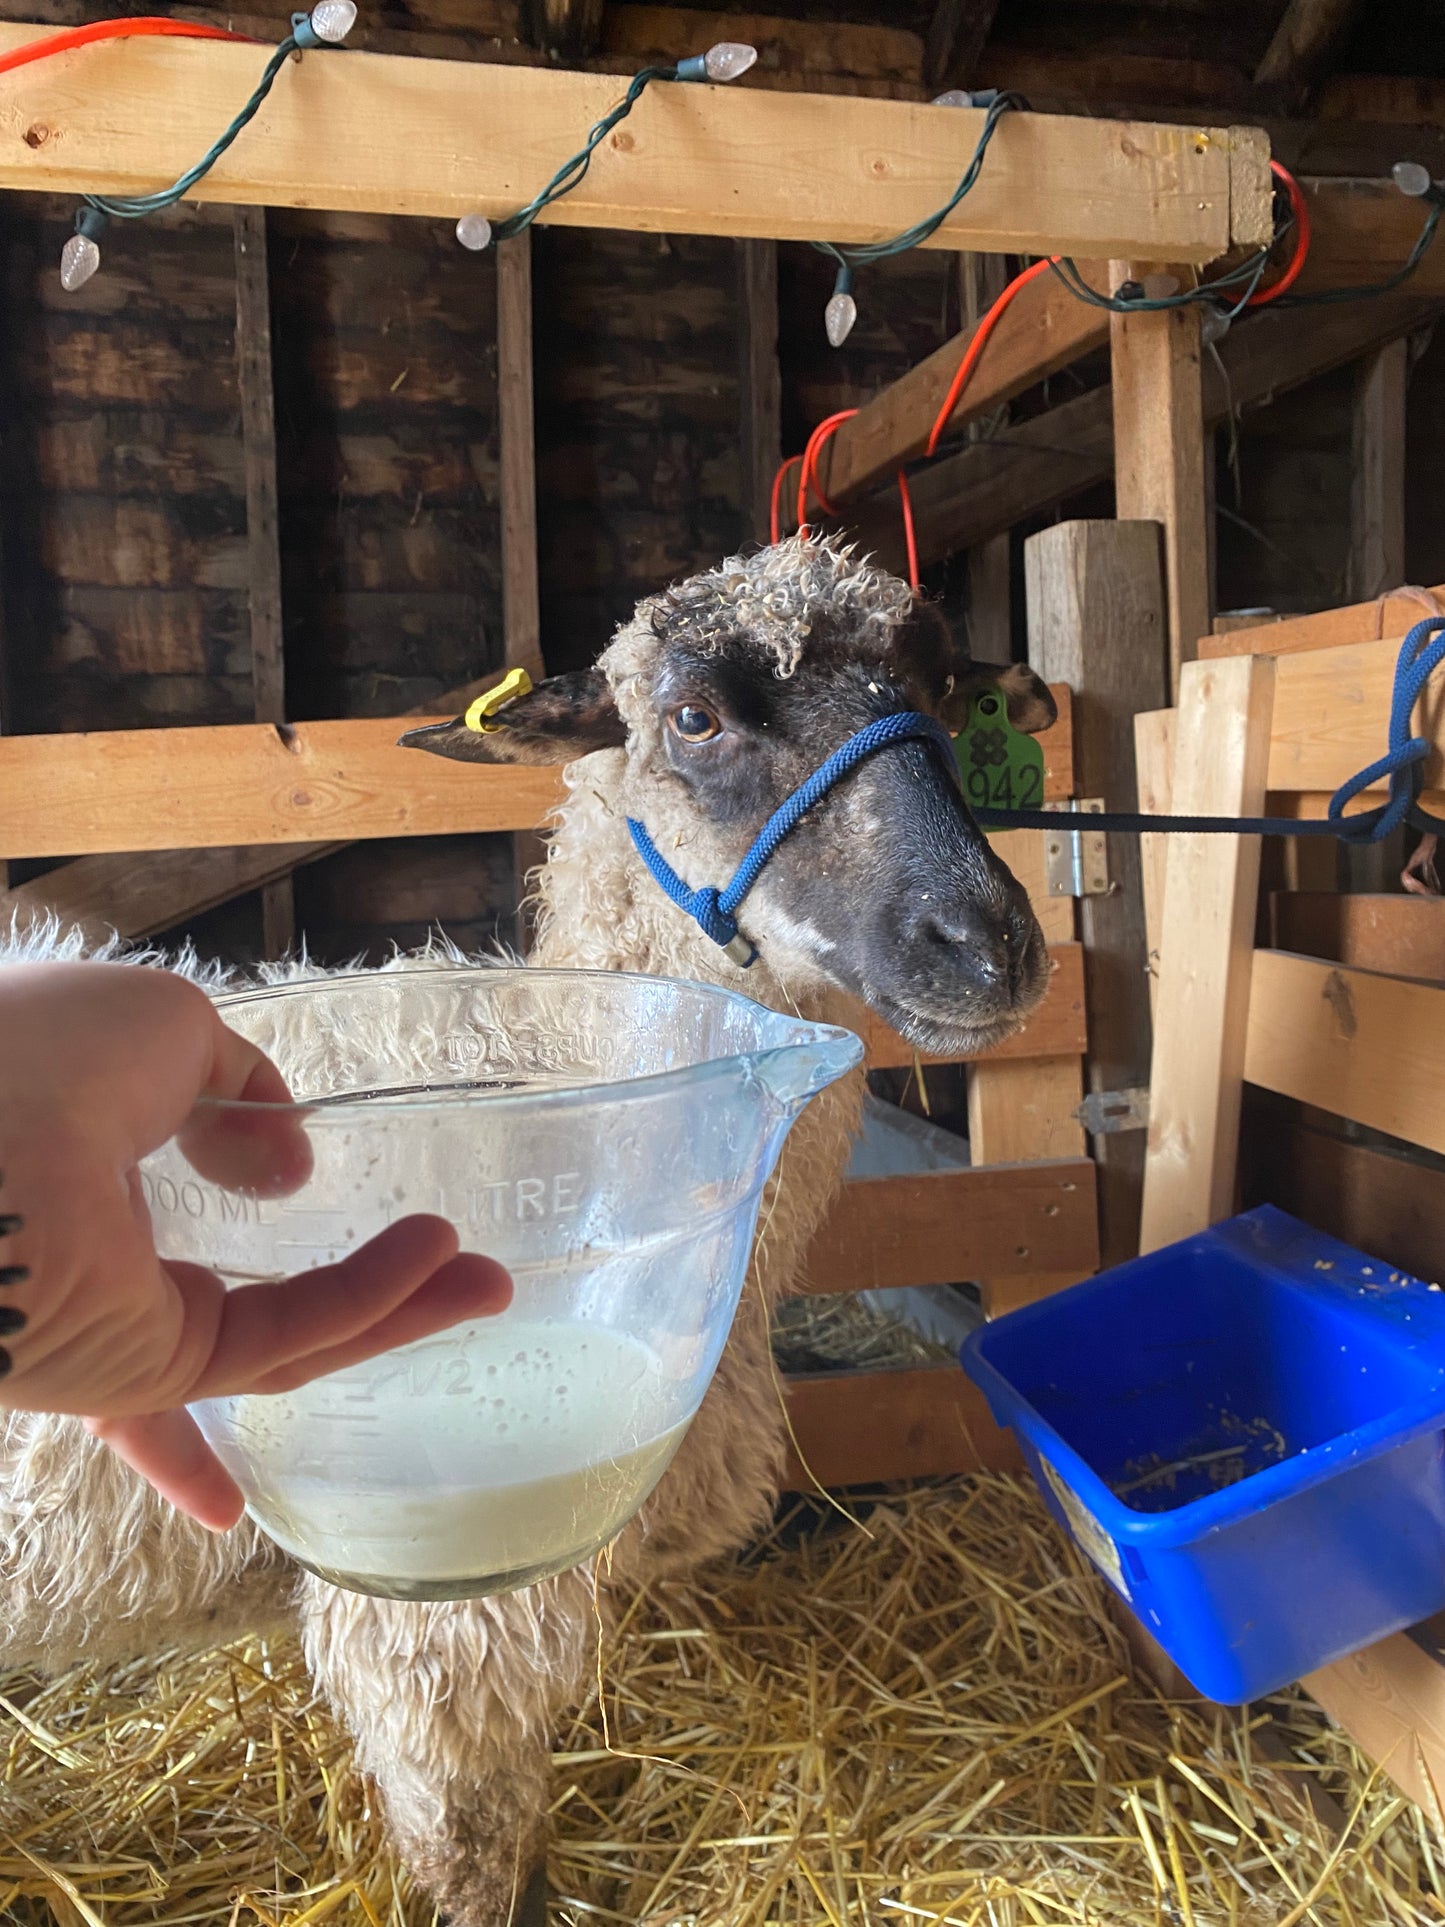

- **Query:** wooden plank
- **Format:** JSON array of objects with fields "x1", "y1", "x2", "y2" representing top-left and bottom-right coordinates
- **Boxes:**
[
  {"x1": 859, "y1": 942, "x2": 1087, "y2": 1067},
  {"x1": 0, "y1": 718, "x2": 567, "y2": 858},
  {"x1": 1028, "y1": 520, "x2": 1168, "y2": 1266},
  {"x1": 803, "y1": 1158, "x2": 1098, "y2": 1293},
  {"x1": 0, "y1": 29, "x2": 1265, "y2": 259},
  {"x1": 1255, "y1": 0, "x2": 1367, "y2": 104},
  {"x1": 497, "y1": 234, "x2": 544, "y2": 685},
  {"x1": 1244, "y1": 950, "x2": 1445, "y2": 1157},
  {"x1": 1139, "y1": 654, "x2": 1275, "y2": 1252},
  {"x1": 1306, "y1": 1634, "x2": 1445, "y2": 1817},
  {"x1": 1267, "y1": 633, "x2": 1445, "y2": 795},
  {"x1": 737, "y1": 238, "x2": 781, "y2": 546},
  {"x1": 1109, "y1": 268, "x2": 1210, "y2": 697},
  {"x1": 1293, "y1": 178, "x2": 1445, "y2": 299},
  {"x1": 1348, "y1": 339, "x2": 1409, "y2": 604},
  {"x1": 521, "y1": 0, "x2": 604, "y2": 61},
  {"x1": 817, "y1": 269, "x2": 1111, "y2": 507},
  {"x1": 1241, "y1": 1108, "x2": 1445, "y2": 1285},
  {"x1": 783, "y1": 1364, "x2": 1021, "y2": 1489},
  {"x1": 1134, "y1": 705, "x2": 1175, "y2": 1022},
  {"x1": 966, "y1": 1057, "x2": 1090, "y2": 1318},
  {"x1": 233, "y1": 204, "x2": 294, "y2": 959},
  {"x1": 988, "y1": 826, "x2": 1075, "y2": 947},
  {"x1": 1200, "y1": 585, "x2": 1445, "y2": 660},
  {"x1": 863, "y1": 293, "x2": 1443, "y2": 578},
  {"x1": 966, "y1": 1056, "x2": 1086, "y2": 1166},
  {"x1": 923, "y1": 0, "x2": 1001, "y2": 91},
  {"x1": 1269, "y1": 891, "x2": 1445, "y2": 978}
]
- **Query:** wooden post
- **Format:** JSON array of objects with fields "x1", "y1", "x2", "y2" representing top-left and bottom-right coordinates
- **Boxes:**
[
  {"x1": 1109, "y1": 267, "x2": 1211, "y2": 699},
  {"x1": 1138, "y1": 654, "x2": 1276, "y2": 1251},
  {"x1": 1027, "y1": 521, "x2": 1169, "y2": 1266},
  {"x1": 497, "y1": 232, "x2": 548, "y2": 949},
  {"x1": 1134, "y1": 705, "x2": 1176, "y2": 1022},
  {"x1": 737, "y1": 239, "x2": 781, "y2": 548},
  {"x1": 233, "y1": 205, "x2": 293, "y2": 959},
  {"x1": 1348, "y1": 338, "x2": 1407, "y2": 604},
  {"x1": 961, "y1": 252, "x2": 1012, "y2": 658}
]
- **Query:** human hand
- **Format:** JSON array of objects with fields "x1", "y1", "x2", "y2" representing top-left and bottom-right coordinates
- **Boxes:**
[{"x1": 0, "y1": 962, "x2": 511, "y2": 1530}]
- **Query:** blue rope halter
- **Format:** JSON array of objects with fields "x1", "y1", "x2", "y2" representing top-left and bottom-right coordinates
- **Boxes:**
[{"x1": 627, "y1": 710, "x2": 957, "y2": 968}]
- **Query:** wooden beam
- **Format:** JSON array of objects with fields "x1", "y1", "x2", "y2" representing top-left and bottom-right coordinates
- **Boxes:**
[
  {"x1": 233, "y1": 204, "x2": 294, "y2": 960},
  {"x1": 1245, "y1": 951, "x2": 1445, "y2": 1157},
  {"x1": 783, "y1": 1364, "x2": 1020, "y2": 1489},
  {"x1": 804, "y1": 1157, "x2": 1098, "y2": 1293},
  {"x1": 1293, "y1": 178, "x2": 1445, "y2": 299},
  {"x1": 1269, "y1": 889, "x2": 1445, "y2": 977},
  {"x1": 816, "y1": 265, "x2": 1110, "y2": 508},
  {"x1": 599, "y1": 7, "x2": 926, "y2": 100},
  {"x1": 1266, "y1": 632, "x2": 1445, "y2": 794},
  {"x1": 521, "y1": 0, "x2": 604, "y2": 63},
  {"x1": 862, "y1": 293, "x2": 1443, "y2": 575},
  {"x1": 1241, "y1": 1108, "x2": 1445, "y2": 1285},
  {"x1": 1255, "y1": 0, "x2": 1368, "y2": 105},
  {"x1": 1139, "y1": 654, "x2": 1275, "y2": 1252},
  {"x1": 737, "y1": 238, "x2": 781, "y2": 546},
  {"x1": 497, "y1": 234, "x2": 545, "y2": 686},
  {"x1": 1109, "y1": 268, "x2": 1210, "y2": 697},
  {"x1": 1305, "y1": 1634, "x2": 1445, "y2": 1818},
  {"x1": 1028, "y1": 521, "x2": 1168, "y2": 1266},
  {"x1": 1348, "y1": 338, "x2": 1408, "y2": 603},
  {"x1": 1134, "y1": 705, "x2": 1175, "y2": 1021},
  {"x1": 0, "y1": 718, "x2": 566, "y2": 859},
  {"x1": 860, "y1": 941, "x2": 1087, "y2": 1067},
  {"x1": 0, "y1": 28, "x2": 1268, "y2": 259},
  {"x1": 1201, "y1": 585, "x2": 1445, "y2": 659},
  {"x1": 923, "y1": 0, "x2": 1002, "y2": 94}
]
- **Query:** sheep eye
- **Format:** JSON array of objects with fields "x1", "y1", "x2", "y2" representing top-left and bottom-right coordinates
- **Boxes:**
[{"x1": 670, "y1": 704, "x2": 721, "y2": 744}]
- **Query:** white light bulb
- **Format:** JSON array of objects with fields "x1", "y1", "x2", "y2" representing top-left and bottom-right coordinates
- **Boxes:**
[
  {"x1": 455, "y1": 213, "x2": 493, "y2": 252},
  {"x1": 825, "y1": 289, "x2": 857, "y2": 348},
  {"x1": 60, "y1": 232, "x2": 101, "y2": 292},
  {"x1": 931, "y1": 89, "x2": 972, "y2": 107},
  {"x1": 308, "y1": 0, "x2": 357, "y2": 43},
  {"x1": 704, "y1": 41, "x2": 757, "y2": 81},
  {"x1": 1199, "y1": 305, "x2": 1231, "y2": 347},
  {"x1": 1393, "y1": 160, "x2": 1434, "y2": 199},
  {"x1": 1141, "y1": 271, "x2": 1180, "y2": 299}
]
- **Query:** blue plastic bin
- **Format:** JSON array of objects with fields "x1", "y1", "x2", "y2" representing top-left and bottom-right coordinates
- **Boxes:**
[{"x1": 961, "y1": 1207, "x2": 1445, "y2": 1703}]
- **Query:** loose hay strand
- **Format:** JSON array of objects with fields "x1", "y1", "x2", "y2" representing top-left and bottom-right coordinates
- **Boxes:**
[{"x1": 0, "y1": 1475, "x2": 1438, "y2": 1925}]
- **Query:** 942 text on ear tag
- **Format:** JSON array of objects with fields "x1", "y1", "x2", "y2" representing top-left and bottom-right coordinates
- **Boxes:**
[{"x1": 956, "y1": 689, "x2": 1045, "y2": 814}]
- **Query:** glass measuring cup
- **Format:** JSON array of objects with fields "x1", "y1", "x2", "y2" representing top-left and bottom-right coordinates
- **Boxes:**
[{"x1": 140, "y1": 968, "x2": 861, "y2": 1601}]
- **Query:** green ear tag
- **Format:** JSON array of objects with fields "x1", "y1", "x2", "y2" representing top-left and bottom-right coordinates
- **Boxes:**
[{"x1": 956, "y1": 689, "x2": 1046, "y2": 817}]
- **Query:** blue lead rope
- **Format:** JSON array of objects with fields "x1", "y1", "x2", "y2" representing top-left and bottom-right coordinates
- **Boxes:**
[
  {"x1": 976, "y1": 614, "x2": 1445, "y2": 845},
  {"x1": 628, "y1": 618, "x2": 1445, "y2": 966},
  {"x1": 627, "y1": 711, "x2": 956, "y2": 968}
]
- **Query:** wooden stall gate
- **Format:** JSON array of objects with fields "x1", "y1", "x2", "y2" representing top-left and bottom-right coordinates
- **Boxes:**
[{"x1": 1137, "y1": 583, "x2": 1445, "y2": 1807}]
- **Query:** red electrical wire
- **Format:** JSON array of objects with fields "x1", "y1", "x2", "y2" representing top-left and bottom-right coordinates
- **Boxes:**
[
  {"x1": 796, "y1": 409, "x2": 857, "y2": 531},
  {"x1": 924, "y1": 254, "x2": 1057, "y2": 458},
  {"x1": 0, "y1": 18, "x2": 253, "y2": 77},
  {"x1": 895, "y1": 468, "x2": 918, "y2": 591},
  {"x1": 1246, "y1": 160, "x2": 1311, "y2": 307},
  {"x1": 769, "y1": 454, "x2": 802, "y2": 545}
]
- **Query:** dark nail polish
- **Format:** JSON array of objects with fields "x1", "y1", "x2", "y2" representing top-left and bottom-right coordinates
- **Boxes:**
[
  {"x1": 0, "y1": 1215, "x2": 22, "y2": 1236},
  {"x1": 0, "y1": 1266, "x2": 29, "y2": 1287},
  {"x1": 0, "y1": 1307, "x2": 24, "y2": 1337}
]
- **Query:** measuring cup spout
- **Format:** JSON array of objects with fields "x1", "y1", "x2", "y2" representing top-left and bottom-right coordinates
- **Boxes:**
[{"x1": 750, "y1": 1027, "x2": 863, "y2": 1115}]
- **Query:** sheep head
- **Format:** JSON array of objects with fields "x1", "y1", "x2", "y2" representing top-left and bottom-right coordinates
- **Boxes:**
[{"x1": 401, "y1": 536, "x2": 1054, "y2": 1057}]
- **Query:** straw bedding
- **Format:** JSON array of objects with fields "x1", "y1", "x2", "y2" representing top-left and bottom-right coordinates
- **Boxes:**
[{"x1": 2, "y1": 1474, "x2": 1438, "y2": 1927}]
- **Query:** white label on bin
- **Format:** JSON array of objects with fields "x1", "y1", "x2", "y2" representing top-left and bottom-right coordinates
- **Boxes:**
[{"x1": 1041, "y1": 1457, "x2": 1129, "y2": 1599}]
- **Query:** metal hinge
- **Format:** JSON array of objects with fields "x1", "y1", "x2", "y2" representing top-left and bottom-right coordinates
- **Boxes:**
[
  {"x1": 1074, "y1": 1087, "x2": 1150, "y2": 1135},
  {"x1": 1044, "y1": 799, "x2": 1109, "y2": 897}
]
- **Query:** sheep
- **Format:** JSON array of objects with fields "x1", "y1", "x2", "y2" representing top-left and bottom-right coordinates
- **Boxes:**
[{"x1": 0, "y1": 536, "x2": 1056, "y2": 1925}]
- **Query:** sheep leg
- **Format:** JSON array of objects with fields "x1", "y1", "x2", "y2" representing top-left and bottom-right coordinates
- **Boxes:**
[
  {"x1": 299, "y1": 1565, "x2": 599, "y2": 1927},
  {"x1": 0, "y1": 1413, "x2": 289, "y2": 1671}
]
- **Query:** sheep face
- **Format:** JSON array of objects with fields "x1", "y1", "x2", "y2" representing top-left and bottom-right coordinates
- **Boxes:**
[{"x1": 401, "y1": 537, "x2": 1053, "y2": 1057}]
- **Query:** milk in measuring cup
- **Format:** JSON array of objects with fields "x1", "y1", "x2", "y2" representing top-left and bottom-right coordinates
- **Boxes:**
[{"x1": 199, "y1": 1320, "x2": 689, "y2": 1598}]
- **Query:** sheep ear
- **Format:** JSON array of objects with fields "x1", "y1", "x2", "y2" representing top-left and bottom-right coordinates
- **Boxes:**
[
  {"x1": 398, "y1": 669, "x2": 625, "y2": 765},
  {"x1": 940, "y1": 662, "x2": 1056, "y2": 737}
]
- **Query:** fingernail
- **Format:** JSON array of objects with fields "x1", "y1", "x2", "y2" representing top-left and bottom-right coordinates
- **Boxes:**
[
  {"x1": 0, "y1": 1215, "x2": 22, "y2": 1236},
  {"x1": 0, "y1": 1307, "x2": 24, "y2": 1337},
  {"x1": 0, "y1": 1266, "x2": 28, "y2": 1287}
]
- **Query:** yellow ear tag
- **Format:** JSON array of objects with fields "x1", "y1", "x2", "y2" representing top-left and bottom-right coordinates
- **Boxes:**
[{"x1": 464, "y1": 667, "x2": 533, "y2": 734}]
